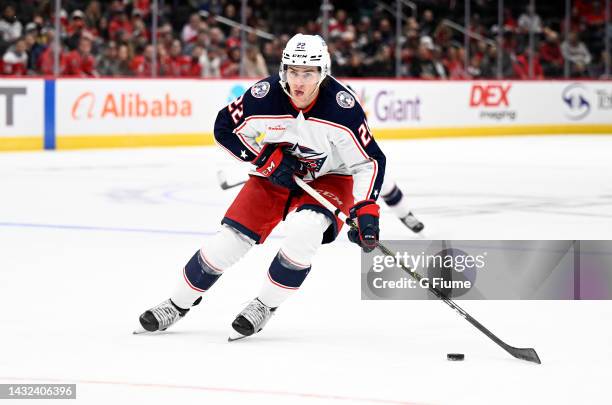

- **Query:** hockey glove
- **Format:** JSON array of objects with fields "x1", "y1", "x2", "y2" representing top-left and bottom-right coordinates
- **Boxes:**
[
  {"x1": 254, "y1": 143, "x2": 302, "y2": 190},
  {"x1": 347, "y1": 200, "x2": 380, "y2": 253}
]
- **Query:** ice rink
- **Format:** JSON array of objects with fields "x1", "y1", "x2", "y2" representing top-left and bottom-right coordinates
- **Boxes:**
[{"x1": 1, "y1": 135, "x2": 612, "y2": 404}]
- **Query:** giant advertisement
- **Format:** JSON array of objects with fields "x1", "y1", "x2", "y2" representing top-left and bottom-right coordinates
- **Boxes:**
[
  {"x1": 0, "y1": 79, "x2": 44, "y2": 150},
  {"x1": 346, "y1": 80, "x2": 612, "y2": 136}
]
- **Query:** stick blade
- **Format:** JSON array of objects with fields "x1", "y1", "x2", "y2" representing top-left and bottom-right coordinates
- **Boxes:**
[{"x1": 509, "y1": 347, "x2": 541, "y2": 364}]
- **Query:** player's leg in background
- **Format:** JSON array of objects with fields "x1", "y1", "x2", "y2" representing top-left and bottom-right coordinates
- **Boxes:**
[
  {"x1": 380, "y1": 177, "x2": 425, "y2": 233},
  {"x1": 229, "y1": 208, "x2": 332, "y2": 340}
]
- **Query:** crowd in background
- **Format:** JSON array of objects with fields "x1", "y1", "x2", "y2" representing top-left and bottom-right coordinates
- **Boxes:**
[{"x1": 0, "y1": 0, "x2": 610, "y2": 79}]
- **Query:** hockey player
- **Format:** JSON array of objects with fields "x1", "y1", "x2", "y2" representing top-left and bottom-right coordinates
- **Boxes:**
[{"x1": 136, "y1": 34, "x2": 386, "y2": 340}]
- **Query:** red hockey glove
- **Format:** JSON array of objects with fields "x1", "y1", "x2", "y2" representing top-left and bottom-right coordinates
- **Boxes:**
[
  {"x1": 347, "y1": 200, "x2": 380, "y2": 253},
  {"x1": 254, "y1": 144, "x2": 302, "y2": 190}
]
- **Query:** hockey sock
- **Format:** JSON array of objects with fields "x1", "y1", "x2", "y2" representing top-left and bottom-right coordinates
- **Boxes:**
[
  {"x1": 258, "y1": 250, "x2": 311, "y2": 308},
  {"x1": 171, "y1": 225, "x2": 254, "y2": 309},
  {"x1": 381, "y1": 184, "x2": 411, "y2": 218},
  {"x1": 171, "y1": 250, "x2": 223, "y2": 309},
  {"x1": 257, "y1": 209, "x2": 329, "y2": 307}
]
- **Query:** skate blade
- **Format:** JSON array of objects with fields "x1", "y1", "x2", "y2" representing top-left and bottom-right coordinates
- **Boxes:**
[
  {"x1": 227, "y1": 329, "x2": 248, "y2": 342},
  {"x1": 133, "y1": 326, "x2": 151, "y2": 335}
]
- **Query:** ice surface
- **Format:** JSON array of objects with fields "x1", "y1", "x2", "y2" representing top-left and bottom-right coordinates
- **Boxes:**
[{"x1": 1, "y1": 136, "x2": 611, "y2": 404}]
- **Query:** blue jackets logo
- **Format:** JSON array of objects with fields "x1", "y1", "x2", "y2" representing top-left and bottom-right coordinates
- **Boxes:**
[{"x1": 562, "y1": 83, "x2": 591, "y2": 120}]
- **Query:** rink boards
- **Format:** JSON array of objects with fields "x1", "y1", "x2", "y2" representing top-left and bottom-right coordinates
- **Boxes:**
[{"x1": 1, "y1": 77, "x2": 611, "y2": 151}]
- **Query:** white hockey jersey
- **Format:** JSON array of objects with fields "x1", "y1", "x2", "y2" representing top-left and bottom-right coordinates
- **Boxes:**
[{"x1": 214, "y1": 74, "x2": 386, "y2": 202}]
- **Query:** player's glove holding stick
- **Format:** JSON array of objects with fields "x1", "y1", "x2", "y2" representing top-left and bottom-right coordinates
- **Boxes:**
[
  {"x1": 254, "y1": 143, "x2": 303, "y2": 190},
  {"x1": 347, "y1": 200, "x2": 380, "y2": 253}
]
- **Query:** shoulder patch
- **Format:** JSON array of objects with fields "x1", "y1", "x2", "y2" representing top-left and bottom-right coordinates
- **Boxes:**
[
  {"x1": 336, "y1": 90, "x2": 355, "y2": 108},
  {"x1": 251, "y1": 81, "x2": 270, "y2": 98}
]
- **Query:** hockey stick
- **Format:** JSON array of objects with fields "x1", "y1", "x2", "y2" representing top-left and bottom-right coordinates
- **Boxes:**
[
  {"x1": 294, "y1": 177, "x2": 541, "y2": 364},
  {"x1": 217, "y1": 170, "x2": 248, "y2": 190}
]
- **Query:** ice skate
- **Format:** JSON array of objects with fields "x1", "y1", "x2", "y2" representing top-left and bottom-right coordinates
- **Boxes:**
[
  {"x1": 228, "y1": 298, "x2": 276, "y2": 341},
  {"x1": 134, "y1": 298, "x2": 192, "y2": 334},
  {"x1": 400, "y1": 212, "x2": 424, "y2": 233}
]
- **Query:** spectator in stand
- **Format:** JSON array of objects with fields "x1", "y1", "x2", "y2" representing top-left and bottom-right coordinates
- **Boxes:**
[
  {"x1": 502, "y1": 8, "x2": 517, "y2": 32},
  {"x1": 589, "y1": 50, "x2": 610, "y2": 79},
  {"x1": 410, "y1": 37, "x2": 442, "y2": 79},
  {"x1": 355, "y1": 16, "x2": 372, "y2": 50},
  {"x1": 225, "y1": 26, "x2": 241, "y2": 49},
  {"x1": 329, "y1": 9, "x2": 348, "y2": 38},
  {"x1": 420, "y1": 9, "x2": 436, "y2": 37},
  {"x1": 115, "y1": 43, "x2": 133, "y2": 76},
  {"x1": 480, "y1": 44, "x2": 514, "y2": 78},
  {"x1": 167, "y1": 39, "x2": 191, "y2": 76},
  {"x1": 369, "y1": 44, "x2": 394, "y2": 77},
  {"x1": 186, "y1": 45, "x2": 204, "y2": 77},
  {"x1": 584, "y1": 1, "x2": 605, "y2": 28},
  {"x1": 431, "y1": 45, "x2": 448, "y2": 79},
  {"x1": 445, "y1": 45, "x2": 469, "y2": 79},
  {"x1": 38, "y1": 29, "x2": 66, "y2": 75},
  {"x1": 513, "y1": 49, "x2": 544, "y2": 79},
  {"x1": 433, "y1": 22, "x2": 452, "y2": 50},
  {"x1": 84, "y1": 1, "x2": 102, "y2": 31},
  {"x1": 0, "y1": 4, "x2": 22, "y2": 51},
  {"x1": 130, "y1": 43, "x2": 165, "y2": 77},
  {"x1": 208, "y1": 27, "x2": 225, "y2": 49},
  {"x1": 202, "y1": 44, "x2": 222, "y2": 77},
  {"x1": 561, "y1": 31, "x2": 592, "y2": 77},
  {"x1": 156, "y1": 23, "x2": 174, "y2": 52},
  {"x1": 517, "y1": 4, "x2": 542, "y2": 34},
  {"x1": 343, "y1": 52, "x2": 366, "y2": 77},
  {"x1": 108, "y1": 9, "x2": 133, "y2": 42},
  {"x1": 181, "y1": 13, "x2": 202, "y2": 44},
  {"x1": 66, "y1": 10, "x2": 89, "y2": 51},
  {"x1": 65, "y1": 35, "x2": 97, "y2": 76},
  {"x1": 378, "y1": 18, "x2": 393, "y2": 44},
  {"x1": 130, "y1": 44, "x2": 147, "y2": 76},
  {"x1": 24, "y1": 24, "x2": 45, "y2": 72},
  {"x1": 131, "y1": 10, "x2": 149, "y2": 43},
  {"x1": 2, "y1": 37, "x2": 27, "y2": 75},
  {"x1": 132, "y1": 0, "x2": 150, "y2": 18},
  {"x1": 96, "y1": 40, "x2": 118, "y2": 76},
  {"x1": 184, "y1": 28, "x2": 209, "y2": 56},
  {"x1": 466, "y1": 55, "x2": 483, "y2": 79},
  {"x1": 220, "y1": 46, "x2": 240, "y2": 77},
  {"x1": 539, "y1": 29, "x2": 564, "y2": 77},
  {"x1": 262, "y1": 39, "x2": 280, "y2": 76},
  {"x1": 243, "y1": 44, "x2": 268, "y2": 78}
]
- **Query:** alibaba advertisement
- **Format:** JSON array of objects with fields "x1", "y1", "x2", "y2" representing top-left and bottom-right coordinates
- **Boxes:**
[{"x1": 56, "y1": 79, "x2": 214, "y2": 138}]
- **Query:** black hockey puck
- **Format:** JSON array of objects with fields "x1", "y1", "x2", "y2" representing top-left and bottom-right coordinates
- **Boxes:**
[{"x1": 447, "y1": 353, "x2": 465, "y2": 361}]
